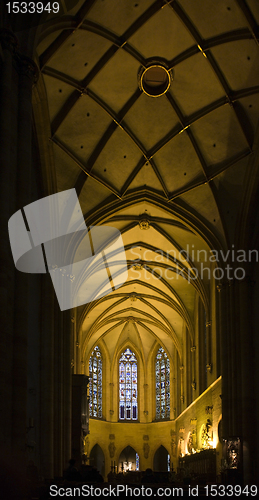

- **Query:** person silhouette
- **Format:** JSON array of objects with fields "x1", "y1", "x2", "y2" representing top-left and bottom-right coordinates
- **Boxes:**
[{"x1": 64, "y1": 459, "x2": 81, "y2": 481}]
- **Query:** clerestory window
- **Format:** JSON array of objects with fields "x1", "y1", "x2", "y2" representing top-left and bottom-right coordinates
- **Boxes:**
[
  {"x1": 155, "y1": 346, "x2": 170, "y2": 420},
  {"x1": 119, "y1": 348, "x2": 138, "y2": 421}
]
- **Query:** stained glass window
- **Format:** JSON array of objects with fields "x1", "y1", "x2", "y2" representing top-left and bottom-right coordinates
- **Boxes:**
[
  {"x1": 89, "y1": 346, "x2": 102, "y2": 418},
  {"x1": 119, "y1": 348, "x2": 138, "y2": 421},
  {"x1": 136, "y1": 453, "x2": 139, "y2": 471},
  {"x1": 155, "y1": 347, "x2": 170, "y2": 419}
]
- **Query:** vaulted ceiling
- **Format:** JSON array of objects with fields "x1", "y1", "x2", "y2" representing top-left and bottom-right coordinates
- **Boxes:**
[{"x1": 34, "y1": 0, "x2": 259, "y2": 366}]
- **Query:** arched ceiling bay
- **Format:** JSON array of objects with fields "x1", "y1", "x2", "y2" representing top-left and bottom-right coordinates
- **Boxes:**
[{"x1": 35, "y1": 0, "x2": 259, "y2": 364}]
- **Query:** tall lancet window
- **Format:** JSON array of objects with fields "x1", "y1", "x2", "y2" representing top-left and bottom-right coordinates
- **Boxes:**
[
  {"x1": 119, "y1": 348, "x2": 138, "y2": 421},
  {"x1": 155, "y1": 347, "x2": 170, "y2": 420},
  {"x1": 89, "y1": 346, "x2": 102, "y2": 418}
]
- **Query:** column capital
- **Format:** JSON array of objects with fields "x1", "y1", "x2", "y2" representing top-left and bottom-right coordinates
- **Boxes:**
[
  {"x1": 0, "y1": 29, "x2": 18, "y2": 53},
  {"x1": 16, "y1": 53, "x2": 39, "y2": 84}
]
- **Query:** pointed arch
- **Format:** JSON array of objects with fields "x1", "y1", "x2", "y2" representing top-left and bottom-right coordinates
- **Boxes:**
[
  {"x1": 118, "y1": 445, "x2": 139, "y2": 472},
  {"x1": 89, "y1": 443, "x2": 105, "y2": 478},
  {"x1": 153, "y1": 445, "x2": 170, "y2": 472}
]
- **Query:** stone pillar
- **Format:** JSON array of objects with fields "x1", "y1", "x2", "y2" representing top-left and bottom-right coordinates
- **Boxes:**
[
  {"x1": 40, "y1": 278, "x2": 55, "y2": 479},
  {"x1": 70, "y1": 316, "x2": 75, "y2": 375},
  {"x1": 185, "y1": 328, "x2": 191, "y2": 405},
  {"x1": 191, "y1": 346, "x2": 196, "y2": 394},
  {"x1": 180, "y1": 365, "x2": 184, "y2": 410},
  {"x1": 0, "y1": 28, "x2": 18, "y2": 458},
  {"x1": 171, "y1": 376, "x2": 176, "y2": 420},
  {"x1": 228, "y1": 280, "x2": 239, "y2": 437},
  {"x1": 198, "y1": 298, "x2": 206, "y2": 393},
  {"x1": 40, "y1": 270, "x2": 72, "y2": 479},
  {"x1": 109, "y1": 382, "x2": 114, "y2": 421},
  {"x1": 11, "y1": 52, "x2": 38, "y2": 473},
  {"x1": 73, "y1": 313, "x2": 81, "y2": 375},
  {"x1": 217, "y1": 282, "x2": 230, "y2": 438},
  {"x1": 53, "y1": 308, "x2": 64, "y2": 477},
  {"x1": 143, "y1": 383, "x2": 148, "y2": 420},
  {"x1": 71, "y1": 374, "x2": 89, "y2": 464},
  {"x1": 238, "y1": 276, "x2": 254, "y2": 484},
  {"x1": 206, "y1": 321, "x2": 212, "y2": 376},
  {"x1": 63, "y1": 309, "x2": 72, "y2": 474}
]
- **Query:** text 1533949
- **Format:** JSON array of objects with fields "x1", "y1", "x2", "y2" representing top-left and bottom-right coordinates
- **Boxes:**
[{"x1": 6, "y1": 2, "x2": 60, "y2": 14}]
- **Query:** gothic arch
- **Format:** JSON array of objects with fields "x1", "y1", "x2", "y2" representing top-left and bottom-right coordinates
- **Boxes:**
[
  {"x1": 153, "y1": 445, "x2": 170, "y2": 472},
  {"x1": 89, "y1": 443, "x2": 105, "y2": 478}
]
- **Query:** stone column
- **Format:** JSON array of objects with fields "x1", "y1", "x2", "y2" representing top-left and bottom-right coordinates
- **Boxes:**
[
  {"x1": 40, "y1": 279, "x2": 55, "y2": 479},
  {"x1": 238, "y1": 276, "x2": 254, "y2": 484},
  {"x1": 0, "y1": 28, "x2": 18, "y2": 458},
  {"x1": 63, "y1": 309, "x2": 72, "y2": 474},
  {"x1": 228, "y1": 280, "x2": 239, "y2": 437},
  {"x1": 109, "y1": 382, "x2": 114, "y2": 421},
  {"x1": 191, "y1": 346, "x2": 196, "y2": 395},
  {"x1": 180, "y1": 365, "x2": 184, "y2": 410},
  {"x1": 206, "y1": 321, "x2": 212, "y2": 376},
  {"x1": 217, "y1": 282, "x2": 230, "y2": 438},
  {"x1": 171, "y1": 376, "x2": 176, "y2": 420},
  {"x1": 11, "y1": 50, "x2": 38, "y2": 472},
  {"x1": 70, "y1": 316, "x2": 75, "y2": 375},
  {"x1": 143, "y1": 383, "x2": 149, "y2": 420},
  {"x1": 53, "y1": 307, "x2": 63, "y2": 477}
]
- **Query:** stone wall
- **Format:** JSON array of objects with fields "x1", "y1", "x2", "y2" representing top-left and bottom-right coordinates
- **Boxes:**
[{"x1": 87, "y1": 377, "x2": 222, "y2": 479}]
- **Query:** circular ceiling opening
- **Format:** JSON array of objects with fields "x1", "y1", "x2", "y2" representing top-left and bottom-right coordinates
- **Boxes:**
[{"x1": 140, "y1": 65, "x2": 171, "y2": 97}]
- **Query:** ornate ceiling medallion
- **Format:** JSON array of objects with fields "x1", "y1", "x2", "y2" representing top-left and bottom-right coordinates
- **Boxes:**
[
  {"x1": 138, "y1": 62, "x2": 172, "y2": 97},
  {"x1": 129, "y1": 293, "x2": 138, "y2": 302},
  {"x1": 139, "y1": 219, "x2": 150, "y2": 230},
  {"x1": 132, "y1": 262, "x2": 143, "y2": 270}
]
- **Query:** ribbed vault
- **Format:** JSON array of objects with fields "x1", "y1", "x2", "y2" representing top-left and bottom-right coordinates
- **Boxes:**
[{"x1": 33, "y1": 0, "x2": 259, "y2": 379}]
